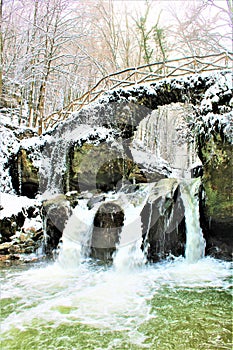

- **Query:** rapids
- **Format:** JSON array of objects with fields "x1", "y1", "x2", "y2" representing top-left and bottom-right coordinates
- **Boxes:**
[
  {"x1": 1, "y1": 257, "x2": 232, "y2": 349},
  {"x1": 1, "y1": 178, "x2": 232, "y2": 349}
]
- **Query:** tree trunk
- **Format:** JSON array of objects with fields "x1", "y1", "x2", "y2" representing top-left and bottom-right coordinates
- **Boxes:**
[{"x1": 28, "y1": 0, "x2": 39, "y2": 128}]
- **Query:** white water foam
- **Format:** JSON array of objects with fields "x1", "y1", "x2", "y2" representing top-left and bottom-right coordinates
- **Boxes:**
[
  {"x1": 58, "y1": 177, "x2": 206, "y2": 271},
  {"x1": 1, "y1": 257, "x2": 231, "y2": 339},
  {"x1": 58, "y1": 184, "x2": 153, "y2": 270}
]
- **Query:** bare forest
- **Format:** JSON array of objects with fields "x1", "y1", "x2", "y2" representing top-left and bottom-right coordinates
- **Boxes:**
[{"x1": 1, "y1": 0, "x2": 232, "y2": 130}]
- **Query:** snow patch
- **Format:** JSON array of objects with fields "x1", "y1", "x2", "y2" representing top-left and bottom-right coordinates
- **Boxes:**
[
  {"x1": 22, "y1": 216, "x2": 43, "y2": 232},
  {"x1": 0, "y1": 124, "x2": 20, "y2": 193},
  {"x1": 0, "y1": 193, "x2": 40, "y2": 219}
]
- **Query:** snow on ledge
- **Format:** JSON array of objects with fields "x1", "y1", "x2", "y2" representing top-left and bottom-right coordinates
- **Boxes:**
[{"x1": 0, "y1": 193, "x2": 41, "y2": 219}]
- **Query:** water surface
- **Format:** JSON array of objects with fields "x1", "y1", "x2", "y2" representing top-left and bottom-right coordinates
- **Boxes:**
[{"x1": 1, "y1": 257, "x2": 232, "y2": 350}]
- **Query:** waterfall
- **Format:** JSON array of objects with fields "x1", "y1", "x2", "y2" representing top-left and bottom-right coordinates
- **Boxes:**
[
  {"x1": 113, "y1": 184, "x2": 153, "y2": 270},
  {"x1": 57, "y1": 190, "x2": 123, "y2": 267},
  {"x1": 56, "y1": 178, "x2": 205, "y2": 268},
  {"x1": 38, "y1": 107, "x2": 200, "y2": 267},
  {"x1": 180, "y1": 178, "x2": 206, "y2": 263},
  {"x1": 57, "y1": 184, "x2": 153, "y2": 270},
  {"x1": 58, "y1": 198, "x2": 101, "y2": 268},
  {"x1": 40, "y1": 135, "x2": 70, "y2": 199},
  {"x1": 112, "y1": 204, "x2": 146, "y2": 271}
]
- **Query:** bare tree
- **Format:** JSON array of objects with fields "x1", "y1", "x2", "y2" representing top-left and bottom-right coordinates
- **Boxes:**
[
  {"x1": 133, "y1": 0, "x2": 168, "y2": 67},
  {"x1": 167, "y1": 0, "x2": 232, "y2": 57},
  {"x1": 91, "y1": 0, "x2": 168, "y2": 73},
  {"x1": 204, "y1": 0, "x2": 233, "y2": 51},
  {"x1": 1, "y1": 0, "x2": 231, "y2": 133},
  {"x1": 91, "y1": 0, "x2": 122, "y2": 72},
  {"x1": 2, "y1": 0, "x2": 93, "y2": 131}
]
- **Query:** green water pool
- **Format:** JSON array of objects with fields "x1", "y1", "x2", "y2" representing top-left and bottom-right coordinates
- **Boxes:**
[{"x1": 1, "y1": 257, "x2": 232, "y2": 350}]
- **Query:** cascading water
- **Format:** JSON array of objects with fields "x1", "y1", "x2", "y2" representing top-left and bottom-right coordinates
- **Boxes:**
[
  {"x1": 40, "y1": 137, "x2": 70, "y2": 198},
  {"x1": 57, "y1": 184, "x2": 153, "y2": 270},
  {"x1": 57, "y1": 178, "x2": 205, "y2": 268},
  {"x1": 57, "y1": 198, "x2": 100, "y2": 268},
  {"x1": 180, "y1": 177, "x2": 206, "y2": 263},
  {"x1": 113, "y1": 184, "x2": 153, "y2": 271}
]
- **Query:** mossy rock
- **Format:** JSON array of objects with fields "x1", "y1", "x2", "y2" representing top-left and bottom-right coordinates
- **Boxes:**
[
  {"x1": 198, "y1": 134, "x2": 233, "y2": 260},
  {"x1": 65, "y1": 141, "x2": 152, "y2": 193},
  {"x1": 200, "y1": 135, "x2": 232, "y2": 219}
]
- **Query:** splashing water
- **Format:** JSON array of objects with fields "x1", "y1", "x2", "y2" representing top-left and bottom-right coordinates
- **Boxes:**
[
  {"x1": 1, "y1": 178, "x2": 231, "y2": 349},
  {"x1": 58, "y1": 184, "x2": 153, "y2": 270},
  {"x1": 58, "y1": 197, "x2": 104, "y2": 268},
  {"x1": 0, "y1": 256, "x2": 232, "y2": 350},
  {"x1": 58, "y1": 178, "x2": 206, "y2": 270}
]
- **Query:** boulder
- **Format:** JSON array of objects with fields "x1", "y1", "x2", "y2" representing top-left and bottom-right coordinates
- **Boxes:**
[
  {"x1": 65, "y1": 141, "x2": 159, "y2": 193},
  {"x1": 141, "y1": 179, "x2": 186, "y2": 262},
  {"x1": 91, "y1": 202, "x2": 124, "y2": 261},
  {"x1": 42, "y1": 195, "x2": 71, "y2": 255}
]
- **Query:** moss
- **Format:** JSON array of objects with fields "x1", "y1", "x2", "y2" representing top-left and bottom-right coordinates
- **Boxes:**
[
  {"x1": 20, "y1": 149, "x2": 39, "y2": 183},
  {"x1": 71, "y1": 143, "x2": 94, "y2": 173},
  {"x1": 203, "y1": 181, "x2": 233, "y2": 218},
  {"x1": 66, "y1": 141, "x2": 145, "y2": 192},
  {"x1": 200, "y1": 134, "x2": 232, "y2": 219}
]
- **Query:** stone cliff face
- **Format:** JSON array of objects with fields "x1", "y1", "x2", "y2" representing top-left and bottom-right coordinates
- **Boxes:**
[
  {"x1": 1, "y1": 70, "x2": 232, "y2": 262},
  {"x1": 64, "y1": 140, "x2": 165, "y2": 193},
  {"x1": 196, "y1": 121, "x2": 232, "y2": 260}
]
